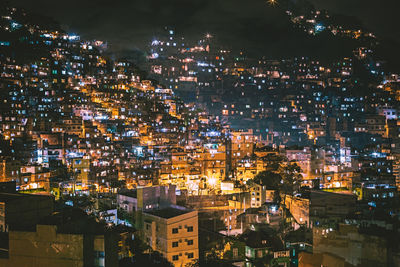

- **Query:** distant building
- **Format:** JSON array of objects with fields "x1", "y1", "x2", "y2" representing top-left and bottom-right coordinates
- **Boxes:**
[
  {"x1": 247, "y1": 180, "x2": 275, "y2": 207},
  {"x1": 0, "y1": 157, "x2": 20, "y2": 183}
]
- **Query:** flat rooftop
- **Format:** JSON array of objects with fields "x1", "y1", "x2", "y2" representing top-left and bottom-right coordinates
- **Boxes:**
[
  {"x1": 0, "y1": 192, "x2": 51, "y2": 202},
  {"x1": 145, "y1": 207, "x2": 191, "y2": 219},
  {"x1": 118, "y1": 189, "x2": 137, "y2": 198}
]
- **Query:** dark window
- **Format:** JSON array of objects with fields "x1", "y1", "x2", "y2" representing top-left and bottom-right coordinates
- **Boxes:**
[
  {"x1": 172, "y1": 228, "x2": 178, "y2": 234},
  {"x1": 172, "y1": 255, "x2": 179, "y2": 261},
  {"x1": 187, "y1": 226, "x2": 193, "y2": 232},
  {"x1": 187, "y1": 239, "x2": 193, "y2": 245},
  {"x1": 172, "y1": 241, "x2": 179, "y2": 247},
  {"x1": 187, "y1": 252, "x2": 194, "y2": 259}
]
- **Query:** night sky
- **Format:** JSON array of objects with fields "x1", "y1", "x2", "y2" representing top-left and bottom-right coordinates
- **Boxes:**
[{"x1": 10, "y1": 0, "x2": 400, "y2": 59}]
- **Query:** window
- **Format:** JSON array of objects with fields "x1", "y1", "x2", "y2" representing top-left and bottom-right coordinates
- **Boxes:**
[
  {"x1": 257, "y1": 250, "x2": 263, "y2": 258},
  {"x1": 94, "y1": 251, "x2": 105, "y2": 267},
  {"x1": 233, "y1": 248, "x2": 238, "y2": 258},
  {"x1": 172, "y1": 255, "x2": 179, "y2": 261},
  {"x1": 172, "y1": 228, "x2": 178, "y2": 234},
  {"x1": 187, "y1": 239, "x2": 193, "y2": 245},
  {"x1": 187, "y1": 253, "x2": 194, "y2": 259},
  {"x1": 187, "y1": 226, "x2": 193, "y2": 232},
  {"x1": 172, "y1": 241, "x2": 179, "y2": 247}
]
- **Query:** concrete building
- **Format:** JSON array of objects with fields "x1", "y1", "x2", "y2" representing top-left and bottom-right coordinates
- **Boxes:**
[
  {"x1": 117, "y1": 185, "x2": 176, "y2": 213},
  {"x1": 141, "y1": 206, "x2": 198, "y2": 266},
  {"x1": 311, "y1": 224, "x2": 388, "y2": 267},
  {"x1": 284, "y1": 190, "x2": 356, "y2": 228},
  {"x1": 247, "y1": 181, "x2": 275, "y2": 208},
  {"x1": 0, "y1": 192, "x2": 53, "y2": 233},
  {"x1": 0, "y1": 208, "x2": 119, "y2": 267},
  {"x1": 0, "y1": 157, "x2": 20, "y2": 182},
  {"x1": 242, "y1": 226, "x2": 290, "y2": 267}
]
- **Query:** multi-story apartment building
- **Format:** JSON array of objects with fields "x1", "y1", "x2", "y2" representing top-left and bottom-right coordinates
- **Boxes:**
[{"x1": 142, "y1": 206, "x2": 199, "y2": 266}]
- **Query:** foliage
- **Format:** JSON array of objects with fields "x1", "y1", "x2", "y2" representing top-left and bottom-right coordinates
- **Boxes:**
[
  {"x1": 120, "y1": 235, "x2": 173, "y2": 267},
  {"x1": 278, "y1": 163, "x2": 302, "y2": 195},
  {"x1": 186, "y1": 251, "x2": 234, "y2": 267},
  {"x1": 252, "y1": 163, "x2": 302, "y2": 197},
  {"x1": 118, "y1": 208, "x2": 135, "y2": 226},
  {"x1": 253, "y1": 171, "x2": 281, "y2": 190}
]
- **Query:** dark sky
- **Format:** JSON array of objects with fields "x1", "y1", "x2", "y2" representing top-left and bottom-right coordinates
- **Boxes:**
[
  {"x1": 10, "y1": 0, "x2": 400, "y2": 57},
  {"x1": 308, "y1": 0, "x2": 400, "y2": 40}
]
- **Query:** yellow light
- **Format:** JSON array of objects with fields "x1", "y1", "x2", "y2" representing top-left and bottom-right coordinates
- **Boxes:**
[{"x1": 208, "y1": 177, "x2": 217, "y2": 187}]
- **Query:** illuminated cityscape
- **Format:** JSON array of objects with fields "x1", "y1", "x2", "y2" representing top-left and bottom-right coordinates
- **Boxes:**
[{"x1": 0, "y1": 0, "x2": 400, "y2": 266}]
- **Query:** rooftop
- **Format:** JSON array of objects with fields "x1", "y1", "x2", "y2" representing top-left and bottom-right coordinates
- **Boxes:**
[
  {"x1": 0, "y1": 192, "x2": 52, "y2": 202},
  {"x1": 242, "y1": 226, "x2": 284, "y2": 250},
  {"x1": 145, "y1": 206, "x2": 191, "y2": 219},
  {"x1": 39, "y1": 208, "x2": 108, "y2": 235},
  {"x1": 118, "y1": 189, "x2": 137, "y2": 198}
]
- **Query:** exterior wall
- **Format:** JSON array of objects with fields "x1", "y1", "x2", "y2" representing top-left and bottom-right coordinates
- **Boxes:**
[
  {"x1": 284, "y1": 195, "x2": 310, "y2": 227},
  {"x1": 321, "y1": 171, "x2": 355, "y2": 189},
  {"x1": 245, "y1": 246, "x2": 268, "y2": 259},
  {"x1": 137, "y1": 185, "x2": 176, "y2": 210},
  {"x1": 313, "y1": 225, "x2": 387, "y2": 267},
  {"x1": 365, "y1": 115, "x2": 386, "y2": 136},
  {"x1": 236, "y1": 163, "x2": 259, "y2": 182},
  {"x1": 299, "y1": 251, "x2": 353, "y2": 267},
  {"x1": 309, "y1": 191, "x2": 356, "y2": 221},
  {"x1": 0, "y1": 225, "x2": 85, "y2": 267},
  {"x1": 72, "y1": 158, "x2": 90, "y2": 182},
  {"x1": 117, "y1": 185, "x2": 176, "y2": 213},
  {"x1": 142, "y1": 210, "x2": 199, "y2": 266},
  {"x1": 165, "y1": 210, "x2": 198, "y2": 266},
  {"x1": 231, "y1": 130, "x2": 255, "y2": 160},
  {"x1": 117, "y1": 194, "x2": 137, "y2": 213},
  {"x1": 1, "y1": 194, "x2": 53, "y2": 232},
  {"x1": 286, "y1": 148, "x2": 311, "y2": 178},
  {"x1": 0, "y1": 203, "x2": 5, "y2": 232},
  {"x1": 249, "y1": 184, "x2": 266, "y2": 208},
  {"x1": 285, "y1": 191, "x2": 356, "y2": 228},
  {"x1": 0, "y1": 224, "x2": 116, "y2": 267},
  {"x1": 201, "y1": 150, "x2": 226, "y2": 183},
  {"x1": 0, "y1": 159, "x2": 20, "y2": 182}
]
